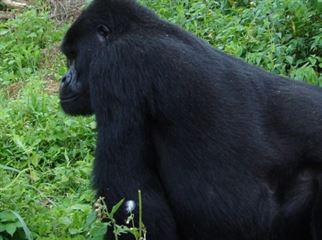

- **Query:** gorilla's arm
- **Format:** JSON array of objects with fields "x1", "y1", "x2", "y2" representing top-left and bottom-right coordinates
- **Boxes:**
[
  {"x1": 90, "y1": 40, "x2": 180, "y2": 240},
  {"x1": 94, "y1": 114, "x2": 180, "y2": 239}
]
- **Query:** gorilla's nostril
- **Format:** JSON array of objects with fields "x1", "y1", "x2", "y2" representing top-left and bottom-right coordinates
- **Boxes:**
[{"x1": 61, "y1": 72, "x2": 72, "y2": 85}]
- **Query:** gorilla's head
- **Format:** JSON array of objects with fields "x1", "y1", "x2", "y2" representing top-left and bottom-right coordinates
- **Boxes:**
[{"x1": 59, "y1": 0, "x2": 158, "y2": 116}]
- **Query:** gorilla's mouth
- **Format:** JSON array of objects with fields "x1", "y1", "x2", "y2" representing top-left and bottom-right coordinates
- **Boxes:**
[{"x1": 60, "y1": 94, "x2": 79, "y2": 103}]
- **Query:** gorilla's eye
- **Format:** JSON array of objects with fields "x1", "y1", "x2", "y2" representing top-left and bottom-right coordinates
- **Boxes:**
[{"x1": 97, "y1": 24, "x2": 111, "y2": 40}]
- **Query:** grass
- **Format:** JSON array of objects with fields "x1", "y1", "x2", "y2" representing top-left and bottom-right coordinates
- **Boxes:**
[{"x1": 0, "y1": 0, "x2": 321, "y2": 239}]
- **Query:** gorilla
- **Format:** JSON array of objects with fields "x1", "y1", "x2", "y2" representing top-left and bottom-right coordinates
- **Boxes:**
[{"x1": 59, "y1": 0, "x2": 322, "y2": 239}]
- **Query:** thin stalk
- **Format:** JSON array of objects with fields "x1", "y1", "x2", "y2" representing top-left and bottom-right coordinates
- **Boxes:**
[{"x1": 138, "y1": 190, "x2": 143, "y2": 239}]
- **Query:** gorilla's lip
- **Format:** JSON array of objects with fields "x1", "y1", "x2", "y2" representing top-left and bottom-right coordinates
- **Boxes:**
[{"x1": 60, "y1": 95, "x2": 79, "y2": 103}]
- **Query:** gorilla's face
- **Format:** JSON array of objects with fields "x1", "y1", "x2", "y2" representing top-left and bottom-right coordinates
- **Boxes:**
[{"x1": 59, "y1": 56, "x2": 93, "y2": 116}]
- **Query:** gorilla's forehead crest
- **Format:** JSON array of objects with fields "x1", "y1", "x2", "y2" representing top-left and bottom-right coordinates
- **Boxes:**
[
  {"x1": 81, "y1": 0, "x2": 153, "y2": 22},
  {"x1": 61, "y1": 0, "x2": 158, "y2": 53}
]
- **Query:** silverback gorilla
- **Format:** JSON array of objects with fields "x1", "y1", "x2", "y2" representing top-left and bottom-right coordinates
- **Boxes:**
[{"x1": 59, "y1": 0, "x2": 322, "y2": 239}]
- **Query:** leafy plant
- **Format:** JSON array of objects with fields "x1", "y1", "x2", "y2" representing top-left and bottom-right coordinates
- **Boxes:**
[
  {"x1": 85, "y1": 191, "x2": 146, "y2": 240},
  {"x1": 0, "y1": 210, "x2": 32, "y2": 240},
  {"x1": 0, "y1": 8, "x2": 65, "y2": 85}
]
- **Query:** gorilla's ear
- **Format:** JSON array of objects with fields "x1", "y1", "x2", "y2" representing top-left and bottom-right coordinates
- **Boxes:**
[{"x1": 97, "y1": 24, "x2": 111, "y2": 41}]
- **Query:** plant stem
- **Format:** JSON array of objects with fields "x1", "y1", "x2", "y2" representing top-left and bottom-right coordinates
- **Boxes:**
[{"x1": 138, "y1": 190, "x2": 143, "y2": 239}]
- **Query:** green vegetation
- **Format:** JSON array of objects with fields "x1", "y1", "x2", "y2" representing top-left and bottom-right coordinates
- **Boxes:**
[{"x1": 0, "y1": 0, "x2": 321, "y2": 239}]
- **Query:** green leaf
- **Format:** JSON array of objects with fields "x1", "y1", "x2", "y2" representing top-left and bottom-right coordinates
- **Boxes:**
[
  {"x1": 128, "y1": 228, "x2": 140, "y2": 238},
  {"x1": 5, "y1": 223, "x2": 17, "y2": 236},
  {"x1": 114, "y1": 225, "x2": 130, "y2": 235},
  {"x1": 0, "y1": 164, "x2": 20, "y2": 173},
  {"x1": 68, "y1": 228, "x2": 83, "y2": 235},
  {"x1": 0, "y1": 223, "x2": 6, "y2": 232},
  {"x1": 0, "y1": 211, "x2": 16, "y2": 222},
  {"x1": 59, "y1": 217, "x2": 72, "y2": 226},
  {"x1": 71, "y1": 204, "x2": 89, "y2": 212},
  {"x1": 11, "y1": 211, "x2": 33, "y2": 240},
  {"x1": 0, "y1": 30, "x2": 9, "y2": 36},
  {"x1": 110, "y1": 199, "x2": 125, "y2": 218},
  {"x1": 285, "y1": 56, "x2": 294, "y2": 64},
  {"x1": 27, "y1": 33, "x2": 37, "y2": 38},
  {"x1": 85, "y1": 211, "x2": 97, "y2": 227},
  {"x1": 90, "y1": 222, "x2": 108, "y2": 238}
]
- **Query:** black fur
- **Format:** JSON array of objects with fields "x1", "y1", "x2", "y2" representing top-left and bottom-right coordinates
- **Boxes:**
[{"x1": 59, "y1": 0, "x2": 322, "y2": 239}]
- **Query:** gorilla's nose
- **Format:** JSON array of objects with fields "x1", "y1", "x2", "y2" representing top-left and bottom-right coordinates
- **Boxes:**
[
  {"x1": 59, "y1": 71, "x2": 77, "y2": 101},
  {"x1": 61, "y1": 71, "x2": 72, "y2": 86}
]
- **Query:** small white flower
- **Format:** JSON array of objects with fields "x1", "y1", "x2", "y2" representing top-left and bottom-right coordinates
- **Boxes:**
[{"x1": 125, "y1": 200, "x2": 136, "y2": 213}]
